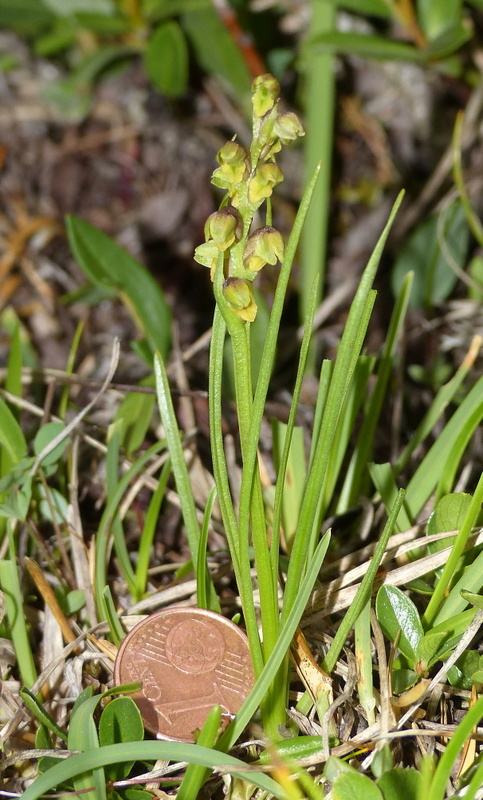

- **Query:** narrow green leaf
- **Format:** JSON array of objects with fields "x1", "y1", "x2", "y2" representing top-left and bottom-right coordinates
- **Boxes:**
[
  {"x1": 323, "y1": 491, "x2": 405, "y2": 673},
  {"x1": 102, "y1": 586, "x2": 126, "y2": 646},
  {"x1": 5, "y1": 322, "x2": 22, "y2": 403},
  {"x1": 312, "y1": 31, "x2": 420, "y2": 61},
  {"x1": 0, "y1": 554, "x2": 37, "y2": 687},
  {"x1": 395, "y1": 339, "x2": 480, "y2": 474},
  {"x1": 424, "y1": 472, "x2": 483, "y2": 625},
  {"x1": 177, "y1": 705, "x2": 221, "y2": 800},
  {"x1": 428, "y1": 694, "x2": 483, "y2": 800},
  {"x1": 270, "y1": 274, "x2": 320, "y2": 579},
  {"x1": 73, "y1": 12, "x2": 130, "y2": 34},
  {"x1": 283, "y1": 192, "x2": 404, "y2": 619},
  {"x1": 42, "y1": 0, "x2": 115, "y2": 13},
  {"x1": 181, "y1": 7, "x2": 251, "y2": 104},
  {"x1": 20, "y1": 688, "x2": 68, "y2": 743},
  {"x1": 432, "y1": 550, "x2": 483, "y2": 626},
  {"x1": 403, "y1": 375, "x2": 483, "y2": 522},
  {"x1": 196, "y1": 484, "x2": 217, "y2": 610},
  {"x1": 272, "y1": 422, "x2": 306, "y2": 550},
  {"x1": 335, "y1": 0, "x2": 391, "y2": 16},
  {"x1": 135, "y1": 459, "x2": 171, "y2": 600},
  {"x1": 66, "y1": 215, "x2": 171, "y2": 358},
  {"x1": 144, "y1": 21, "x2": 189, "y2": 97},
  {"x1": 461, "y1": 591, "x2": 483, "y2": 610},
  {"x1": 391, "y1": 200, "x2": 468, "y2": 309},
  {"x1": 339, "y1": 271, "x2": 413, "y2": 511},
  {"x1": 106, "y1": 421, "x2": 136, "y2": 596},
  {"x1": 21, "y1": 741, "x2": 287, "y2": 800}
]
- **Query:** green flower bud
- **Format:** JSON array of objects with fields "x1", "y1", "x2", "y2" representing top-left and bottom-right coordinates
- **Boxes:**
[
  {"x1": 248, "y1": 163, "x2": 284, "y2": 205},
  {"x1": 223, "y1": 277, "x2": 257, "y2": 322},
  {"x1": 204, "y1": 208, "x2": 242, "y2": 251},
  {"x1": 252, "y1": 74, "x2": 280, "y2": 118},
  {"x1": 273, "y1": 112, "x2": 305, "y2": 144},
  {"x1": 212, "y1": 141, "x2": 249, "y2": 187},
  {"x1": 243, "y1": 226, "x2": 285, "y2": 272}
]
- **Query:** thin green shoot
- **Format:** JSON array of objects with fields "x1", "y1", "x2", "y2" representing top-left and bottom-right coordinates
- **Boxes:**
[
  {"x1": 0, "y1": 520, "x2": 37, "y2": 688},
  {"x1": 94, "y1": 439, "x2": 167, "y2": 621},
  {"x1": 338, "y1": 271, "x2": 414, "y2": 511},
  {"x1": 219, "y1": 531, "x2": 331, "y2": 750},
  {"x1": 423, "y1": 471, "x2": 483, "y2": 626},
  {"x1": 452, "y1": 110, "x2": 483, "y2": 246},
  {"x1": 154, "y1": 351, "x2": 219, "y2": 612},
  {"x1": 106, "y1": 420, "x2": 136, "y2": 597},
  {"x1": 197, "y1": 484, "x2": 217, "y2": 610},
  {"x1": 20, "y1": 741, "x2": 288, "y2": 800},
  {"x1": 58, "y1": 320, "x2": 84, "y2": 420},
  {"x1": 395, "y1": 334, "x2": 481, "y2": 474},
  {"x1": 282, "y1": 192, "x2": 404, "y2": 625},
  {"x1": 177, "y1": 704, "x2": 222, "y2": 800},
  {"x1": 134, "y1": 458, "x2": 171, "y2": 601},
  {"x1": 427, "y1": 693, "x2": 483, "y2": 800},
  {"x1": 299, "y1": 0, "x2": 337, "y2": 374},
  {"x1": 102, "y1": 586, "x2": 125, "y2": 647},
  {"x1": 270, "y1": 274, "x2": 319, "y2": 575},
  {"x1": 322, "y1": 489, "x2": 405, "y2": 674}
]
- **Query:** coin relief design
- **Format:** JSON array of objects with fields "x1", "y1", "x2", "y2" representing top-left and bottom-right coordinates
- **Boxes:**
[{"x1": 114, "y1": 607, "x2": 255, "y2": 742}]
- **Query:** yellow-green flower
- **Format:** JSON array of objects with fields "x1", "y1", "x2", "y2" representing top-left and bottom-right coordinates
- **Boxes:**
[
  {"x1": 193, "y1": 240, "x2": 220, "y2": 280},
  {"x1": 243, "y1": 226, "x2": 284, "y2": 272},
  {"x1": 248, "y1": 163, "x2": 284, "y2": 205},
  {"x1": 260, "y1": 111, "x2": 305, "y2": 159},
  {"x1": 204, "y1": 208, "x2": 242, "y2": 251},
  {"x1": 252, "y1": 74, "x2": 280, "y2": 118},
  {"x1": 273, "y1": 112, "x2": 305, "y2": 144},
  {"x1": 223, "y1": 277, "x2": 257, "y2": 322},
  {"x1": 212, "y1": 141, "x2": 249, "y2": 188}
]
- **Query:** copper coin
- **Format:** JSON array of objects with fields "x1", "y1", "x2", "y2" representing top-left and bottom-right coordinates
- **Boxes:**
[{"x1": 114, "y1": 607, "x2": 255, "y2": 742}]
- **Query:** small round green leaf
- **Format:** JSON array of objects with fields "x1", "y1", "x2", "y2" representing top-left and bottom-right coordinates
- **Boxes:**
[
  {"x1": 333, "y1": 771, "x2": 383, "y2": 800},
  {"x1": 34, "y1": 421, "x2": 68, "y2": 467},
  {"x1": 427, "y1": 492, "x2": 471, "y2": 547},
  {"x1": 99, "y1": 697, "x2": 144, "y2": 782},
  {"x1": 377, "y1": 767, "x2": 421, "y2": 800},
  {"x1": 37, "y1": 484, "x2": 69, "y2": 524},
  {"x1": 99, "y1": 696, "x2": 144, "y2": 747},
  {"x1": 416, "y1": 630, "x2": 449, "y2": 670},
  {"x1": 376, "y1": 586, "x2": 424, "y2": 664}
]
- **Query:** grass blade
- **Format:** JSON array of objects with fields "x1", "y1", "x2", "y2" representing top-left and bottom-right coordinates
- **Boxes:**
[{"x1": 21, "y1": 741, "x2": 288, "y2": 800}]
